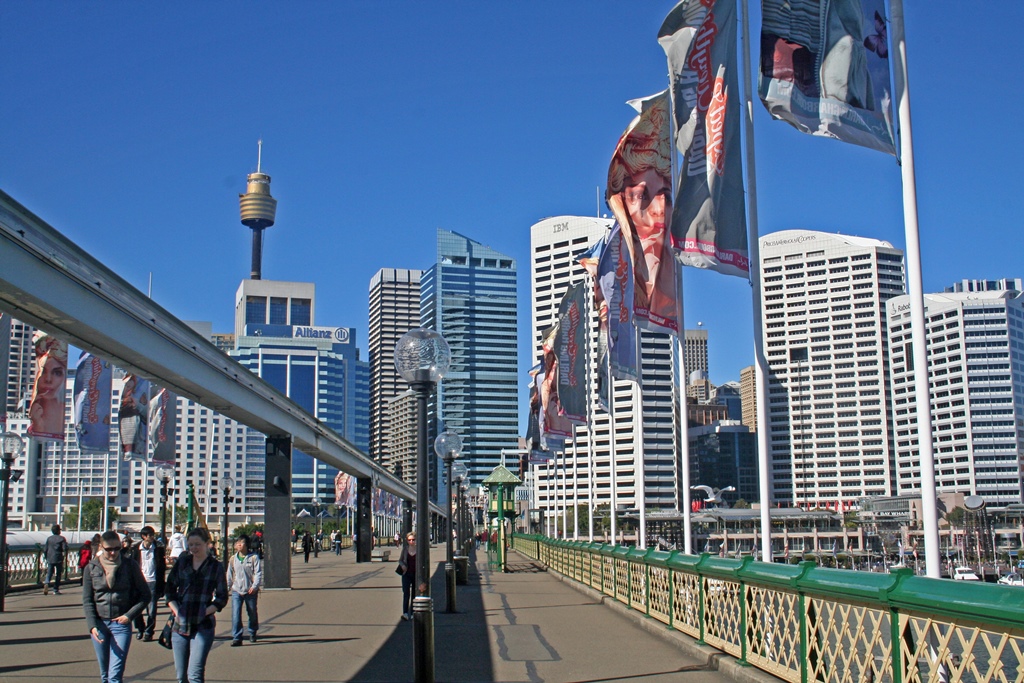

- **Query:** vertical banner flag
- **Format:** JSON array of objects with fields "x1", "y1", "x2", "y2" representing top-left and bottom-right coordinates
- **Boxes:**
[
  {"x1": 554, "y1": 283, "x2": 588, "y2": 425},
  {"x1": 606, "y1": 91, "x2": 681, "y2": 335},
  {"x1": 118, "y1": 374, "x2": 151, "y2": 460},
  {"x1": 539, "y1": 326, "x2": 573, "y2": 446},
  {"x1": 73, "y1": 352, "x2": 113, "y2": 452},
  {"x1": 149, "y1": 388, "x2": 178, "y2": 465},
  {"x1": 525, "y1": 367, "x2": 552, "y2": 463},
  {"x1": 597, "y1": 224, "x2": 639, "y2": 384},
  {"x1": 658, "y1": 0, "x2": 749, "y2": 278},
  {"x1": 334, "y1": 471, "x2": 353, "y2": 507},
  {"x1": 578, "y1": 235, "x2": 612, "y2": 412},
  {"x1": 759, "y1": 0, "x2": 896, "y2": 155},
  {"x1": 27, "y1": 330, "x2": 68, "y2": 442},
  {"x1": 0, "y1": 314, "x2": 9, "y2": 430}
]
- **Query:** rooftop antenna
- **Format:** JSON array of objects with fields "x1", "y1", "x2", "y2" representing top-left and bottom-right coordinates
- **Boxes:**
[{"x1": 239, "y1": 140, "x2": 277, "y2": 280}]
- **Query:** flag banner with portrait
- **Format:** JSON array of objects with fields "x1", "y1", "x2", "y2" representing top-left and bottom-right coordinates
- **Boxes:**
[
  {"x1": 0, "y1": 314, "x2": 9, "y2": 430},
  {"x1": 334, "y1": 471, "x2": 355, "y2": 508},
  {"x1": 578, "y1": 232, "x2": 612, "y2": 412},
  {"x1": 659, "y1": 0, "x2": 749, "y2": 279},
  {"x1": 118, "y1": 374, "x2": 151, "y2": 460},
  {"x1": 73, "y1": 352, "x2": 113, "y2": 453},
  {"x1": 148, "y1": 387, "x2": 178, "y2": 465},
  {"x1": 597, "y1": 224, "x2": 639, "y2": 384},
  {"x1": 538, "y1": 327, "x2": 574, "y2": 444},
  {"x1": 606, "y1": 91, "x2": 680, "y2": 335},
  {"x1": 27, "y1": 331, "x2": 68, "y2": 442},
  {"x1": 554, "y1": 283, "x2": 588, "y2": 425},
  {"x1": 759, "y1": 0, "x2": 896, "y2": 155}
]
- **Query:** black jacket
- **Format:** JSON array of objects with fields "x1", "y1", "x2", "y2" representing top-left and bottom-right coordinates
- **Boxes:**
[
  {"x1": 82, "y1": 556, "x2": 151, "y2": 632},
  {"x1": 130, "y1": 541, "x2": 167, "y2": 596}
]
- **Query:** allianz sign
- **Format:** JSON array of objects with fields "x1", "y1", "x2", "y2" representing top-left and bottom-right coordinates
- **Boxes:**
[{"x1": 293, "y1": 326, "x2": 350, "y2": 343}]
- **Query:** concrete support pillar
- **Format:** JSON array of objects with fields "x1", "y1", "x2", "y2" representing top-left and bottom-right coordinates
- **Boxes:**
[
  {"x1": 356, "y1": 477, "x2": 373, "y2": 563},
  {"x1": 264, "y1": 436, "x2": 292, "y2": 589}
]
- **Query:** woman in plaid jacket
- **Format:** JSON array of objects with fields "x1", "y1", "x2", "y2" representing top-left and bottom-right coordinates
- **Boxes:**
[{"x1": 165, "y1": 528, "x2": 227, "y2": 683}]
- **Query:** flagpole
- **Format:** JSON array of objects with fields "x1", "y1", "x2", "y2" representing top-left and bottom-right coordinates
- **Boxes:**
[
  {"x1": 102, "y1": 450, "x2": 110, "y2": 530},
  {"x1": 607, "y1": 351, "x2": 618, "y2": 545},
  {"x1": 889, "y1": 0, "x2": 939, "y2": 580},
  {"x1": 632, "y1": 327, "x2": 646, "y2": 549},
  {"x1": 571, "y1": 428, "x2": 579, "y2": 541},
  {"x1": 740, "y1": 0, "x2": 773, "y2": 562},
  {"x1": 585, "y1": 273, "x2": 596, "y2": 543}
]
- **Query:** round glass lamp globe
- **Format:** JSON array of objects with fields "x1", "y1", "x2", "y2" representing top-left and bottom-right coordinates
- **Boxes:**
[
  {"x1": 2, "y1": 432, "x2": 25, "y2": 458},
  {"x1": 155, "y1": 464, "x2": 175, "y2": 484},
  {"x1": 434, "y1": 430, "x2": 463, "y2": 460},
  {"x1": 452, "y1": 462, "x2": 469, "y2": 480},
  {"x1": 394, "y1": 328, "x2": 450, "y2": 384},
  {"x1": 218, "y1": 475, "x2": 234, "y2": 493}
]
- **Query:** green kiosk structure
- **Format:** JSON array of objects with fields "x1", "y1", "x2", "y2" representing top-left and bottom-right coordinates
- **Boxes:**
[{"x1": 482, "y1": 464, "x2": 521, "y2": 571}]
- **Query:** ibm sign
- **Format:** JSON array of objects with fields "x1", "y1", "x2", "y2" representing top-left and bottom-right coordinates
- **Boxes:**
[{"x1": 292, "y1": 326, "x2": 350, "y2": 343}]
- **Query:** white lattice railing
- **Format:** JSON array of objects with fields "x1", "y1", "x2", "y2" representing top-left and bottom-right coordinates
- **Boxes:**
[{"x1": 512, "y1": 534, "x2": 1024, "y2": 683}]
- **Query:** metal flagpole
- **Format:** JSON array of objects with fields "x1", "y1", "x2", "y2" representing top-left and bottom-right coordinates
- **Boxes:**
[
  {"x1": 141, "y1": 460, "x2": 148, "y2": 528},
  {"x1": 102, "y1": 450, "x2": 110, "y2": 530},
  {"x1": 890, "y1": 0, "x2": 940, "y2": 579},
  {"x1": 740, "y1": 0, "x2": 773, "y2": 562},
  {"x1": 607, "y1": 349, "x2": 618, "y2": 545},
  {"x1": 571, "y1": 427, "x2": 579, "y2": 540},
  {"x1": 585, "y1": 271, "x2": 596, "y2": 543},
  {"x1": 632, "y1": 327, "x2": 646, "y2": 548}
]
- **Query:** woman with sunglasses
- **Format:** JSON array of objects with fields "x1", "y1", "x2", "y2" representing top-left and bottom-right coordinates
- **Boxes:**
[
  {"x1": 82, "y1": 530, "x2": 151, "y2": 683},
  {"x1": 165, "y1": 527, "x2": 227, "y2": 683}
]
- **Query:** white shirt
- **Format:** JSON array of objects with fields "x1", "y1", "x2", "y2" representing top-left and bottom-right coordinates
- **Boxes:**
[
  {"x1": 139, "y1": 543, "x2": 156, "y2": 582},
  {"x1": 168, "y1": 532, "x2": 186, "y2": 559}
]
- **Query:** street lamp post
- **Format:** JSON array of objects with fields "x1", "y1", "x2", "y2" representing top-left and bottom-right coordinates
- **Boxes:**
[
  {"x1": 312, "y1": 497, "x2": 321, "y2": 555},
  {"x1": 217, "y1": 476, "x2": 234, "y2": 566},
  {"x1": 434, "y1": 431, "x2": 463, "y2": 614},
  {"x1": 452, "y1": 462, "x2": 468, "y2": 553},
  {"x1": 1, "y1": 432, "x2": 26, "y2": 613},
  {"x1": 395, "y1": 328, "x2": 451, "y2": 683},
  {"x1": 155, "y1": 464, "x2": 174, "y2": 545}
]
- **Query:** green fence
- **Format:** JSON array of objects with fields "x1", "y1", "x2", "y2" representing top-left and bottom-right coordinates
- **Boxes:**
[
  {"x1": 5, "y1": 546, "x2": 86, "y2": 592},
  {"x1": 512, "y1": 534, "x2": 1024, "y2": 683}
]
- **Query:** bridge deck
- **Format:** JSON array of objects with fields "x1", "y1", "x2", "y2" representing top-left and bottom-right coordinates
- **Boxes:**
[{"x1": 0, "y1": 547, "x2": 740, "y2": 682}]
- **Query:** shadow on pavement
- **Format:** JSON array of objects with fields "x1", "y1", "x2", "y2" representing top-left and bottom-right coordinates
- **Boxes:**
[{"x1": 351, "y1": 548, "x2": 494, "y2": 682}]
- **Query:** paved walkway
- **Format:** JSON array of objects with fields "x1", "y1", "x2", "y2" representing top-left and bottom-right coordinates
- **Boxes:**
[{"x1": 0, "y1": 548, "x2": 745, "y2": 682}]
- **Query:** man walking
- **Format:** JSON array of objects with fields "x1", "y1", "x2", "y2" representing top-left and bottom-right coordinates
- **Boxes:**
[
  {"x1": 43, "y1": 525, "x2": 68, "y2": 595},
  {"x1": 227, "y1": 534, "x2": 263, "y2": 646},
  {"x1": 130, "y1": 526, "x2": 166, "y2": 641}
]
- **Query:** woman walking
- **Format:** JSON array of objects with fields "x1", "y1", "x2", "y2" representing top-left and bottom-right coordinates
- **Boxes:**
[
  {"x1": 165, "y1": 527, "x2": 227, "y2": 683},
  {"x1": 82, "y1": 530, "x2": 151, "y2": 683},
  {"x1": 397, "y1": 532, "x2": 417, "y2": 621}
]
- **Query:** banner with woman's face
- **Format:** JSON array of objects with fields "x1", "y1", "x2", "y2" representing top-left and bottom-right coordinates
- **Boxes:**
[
  {"x1": 606, "y1": 90, "x2": 680, "y2": 336},
  {"x1": 28, "y1": 331, "x2": 68, "y2": 441}
]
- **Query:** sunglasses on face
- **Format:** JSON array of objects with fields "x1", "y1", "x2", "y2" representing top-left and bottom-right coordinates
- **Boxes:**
[{"x1": 102, "y1": 546, "x2": 120, "y2": 553}]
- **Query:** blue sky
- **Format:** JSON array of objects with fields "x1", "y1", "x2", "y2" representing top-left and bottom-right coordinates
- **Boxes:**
[{"x1": 2, "y1": 2, "x2": 1022, "y2": 431}]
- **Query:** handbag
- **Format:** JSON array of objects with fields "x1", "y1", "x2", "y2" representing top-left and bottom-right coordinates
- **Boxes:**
[
  {"x1": 395, "y1": 561, "x2": 407, "y2": 575},
  {"x1": 157, "y1": 615, "x2": 175, "y2": 649}
]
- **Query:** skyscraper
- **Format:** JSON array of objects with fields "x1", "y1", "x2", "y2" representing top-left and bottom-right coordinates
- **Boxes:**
[
  {"x1": 368, "y1": 268, "x2": 422, "y2": 471},
  {"x1": 759, "y1": 229, "x2": 905, "y2": 508},
  {"x1": 684, "y1": 328, "x2": 709, "y2": 378},
  {"x1": 421, "y1": 229, "x2": 519, "y2": 496},
  {"x1": 529, "y1": 216, "x2": 679, "y2": 533},
  {"x1": 231, "y1": 279, "x2": 369, "y2": 507},
  {"x1": 887, "y1": 280, "x2": 1024, "y2": 507}
]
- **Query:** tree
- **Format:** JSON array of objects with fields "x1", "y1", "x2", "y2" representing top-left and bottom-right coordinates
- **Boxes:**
[
  {"x1": 733, "y1": 499, "x2": 751, "y2": 509},
  {"x1": 63, "y1": 498, "x2": 119, "y2": 530},
  {"x1": 945, "y1": 506, "x2": 966, "y2": 527}
]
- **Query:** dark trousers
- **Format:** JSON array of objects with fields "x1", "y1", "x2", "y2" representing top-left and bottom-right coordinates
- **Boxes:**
[
  {"x1": 134, "y1": 580, "x2": 159, "y2": 636},
  {"x1": 303, "y1": 549, "x2": 310, "y2": 563},
  {"x1": 401, "y1": 571, "x2": 415, "y2": 615},
  {"x1": 45, "y1": 562, "x2": 63, "y2": 591}
]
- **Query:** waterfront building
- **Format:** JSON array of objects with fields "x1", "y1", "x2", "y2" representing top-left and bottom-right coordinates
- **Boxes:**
[
  {"x1": 886, "y1": 280, "x2": 1024, "y2": 507},
  {"x1": 739, "y1": 365, "x2": 757, "y2": 432},
  {"x1": 759, "y1": 229, "x2": 906, "y2": 508}
]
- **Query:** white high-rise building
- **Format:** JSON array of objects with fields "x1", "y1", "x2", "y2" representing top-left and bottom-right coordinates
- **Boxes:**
[
  {"x1": 887, "y1": 281, "x2": 1024, "y2": 507},
  {"x1": 530, "y1": 216, "x2": 679, "y2": 536},
  {"x1": 759, "y1": 229, "x2": 905, "y2": 508}
]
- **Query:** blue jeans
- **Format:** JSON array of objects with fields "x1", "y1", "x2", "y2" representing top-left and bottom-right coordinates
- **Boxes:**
[
  {"x1": 231, "y1": 591, "x2": 259, "y2": 640},
  {"x1": 401, "y1": 570, "x2": 415, "y2": 615},
  {"x1": 171, "y1": 622, "x2": 215, "y2": 683},
  {"x1": 46, "y1": 562, "x2": 63, "y2": 590},
  {"x1": 91, "y1": 619, "x2": 133, "y2": 683}
]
